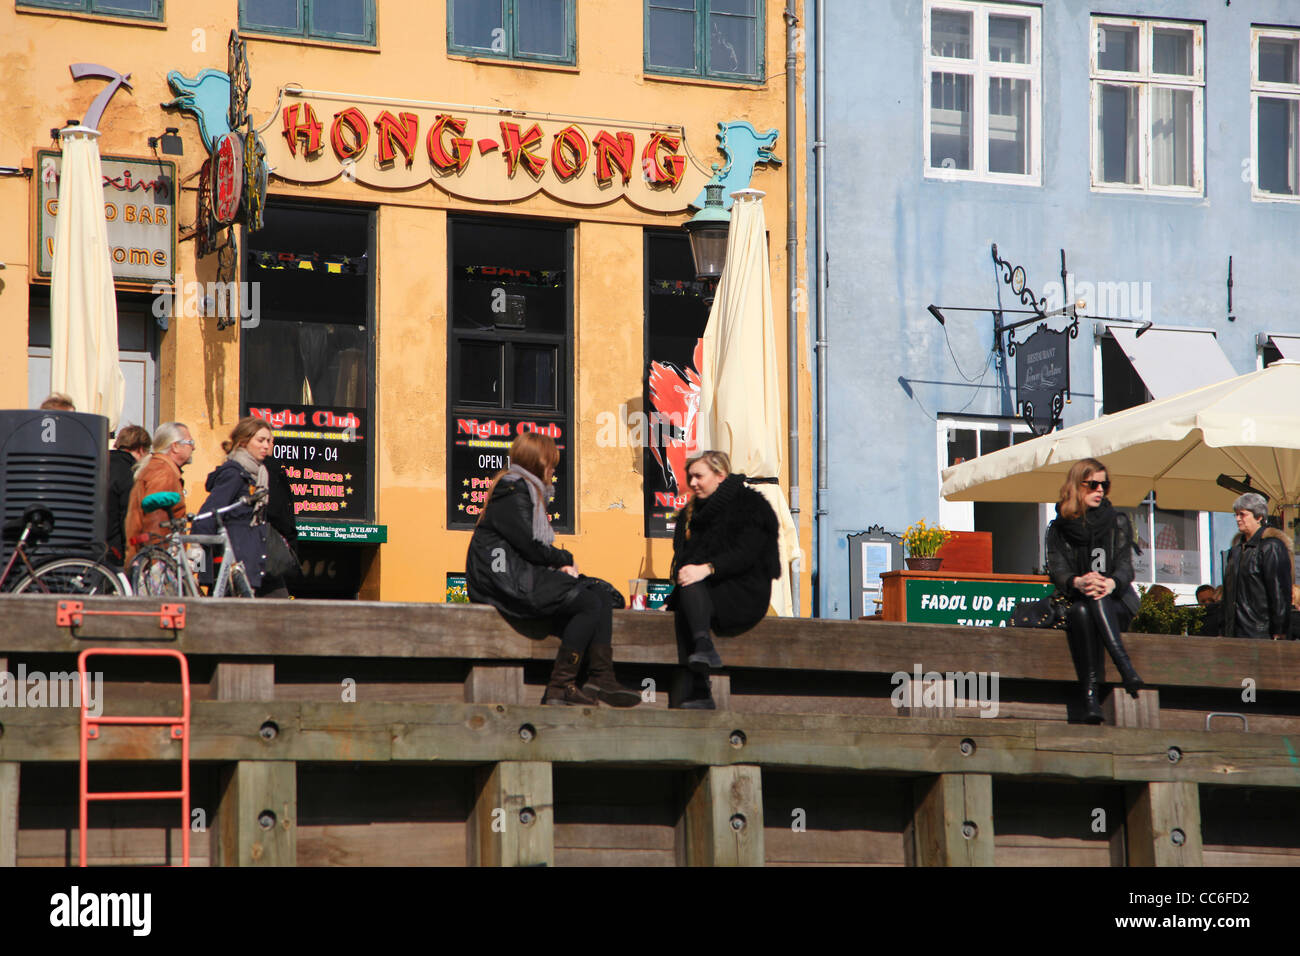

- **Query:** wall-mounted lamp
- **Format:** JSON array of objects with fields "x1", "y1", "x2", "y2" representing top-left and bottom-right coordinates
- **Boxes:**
[
  {"x1": 927, "y1": 304, "x2": 946, "y2": 326},
  {"x1": 148, "y1": 127, "x2": 184, "y2": 156},
  {"x1": 50, "y1": 120, "x2": 79, "y2": 141},
  {"x1": 684, "y1": 181, "x2": 730, "y2": 284}
]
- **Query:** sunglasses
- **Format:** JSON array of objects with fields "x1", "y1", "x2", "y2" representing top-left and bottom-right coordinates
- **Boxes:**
[
  {"x1": 176, "y1": 439, "x2": 196, "y2": 447},
  {"x1": 1080, "y1": 479, "x2": 1110, "y2": 492}
]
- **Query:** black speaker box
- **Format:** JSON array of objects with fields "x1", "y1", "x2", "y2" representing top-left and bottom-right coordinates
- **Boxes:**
[{"x1": 0, "y1": 410, "x2": 109, "y2": 567}]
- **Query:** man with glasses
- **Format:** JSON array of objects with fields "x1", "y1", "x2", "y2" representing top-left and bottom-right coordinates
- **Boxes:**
[{"x1": 124, "y1": 422, "x2": 195, "y2": 565}]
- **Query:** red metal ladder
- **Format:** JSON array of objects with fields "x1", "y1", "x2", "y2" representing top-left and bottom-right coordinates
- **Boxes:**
[{"x1": 77, "y1": 648, "x2": 191, "y2": 867}]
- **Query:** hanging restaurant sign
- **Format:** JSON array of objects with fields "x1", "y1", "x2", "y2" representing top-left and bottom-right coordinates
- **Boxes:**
[
  {"x1": 1015, "y1": 324, "x2": 1071, "y2": 436},
  {"x1": 266, "y1": 94, "x2": 780, "y2": 214}
]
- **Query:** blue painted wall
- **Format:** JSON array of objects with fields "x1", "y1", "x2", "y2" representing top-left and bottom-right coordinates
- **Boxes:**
[{"x1": 807, "y1": 0, "x2": 1300, "y2": 617}]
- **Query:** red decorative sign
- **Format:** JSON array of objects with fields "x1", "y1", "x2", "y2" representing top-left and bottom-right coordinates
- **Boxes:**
[{"x1": 211, "y1": 132, "x2": 244, "y2": 224}]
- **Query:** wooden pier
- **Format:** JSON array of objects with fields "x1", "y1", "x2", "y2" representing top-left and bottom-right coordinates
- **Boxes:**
[{"x1": 1, "y1": 595, "x2": 1297, "y2": 866}]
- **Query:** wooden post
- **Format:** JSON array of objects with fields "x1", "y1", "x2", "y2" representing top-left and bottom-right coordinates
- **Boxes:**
[
  {"x1": 211, "y1": 662, "x2": 275, "y2": 702},
  {"x1": 1104, "y1": 688, "x2": 1159, "y2": 728},
  {"x1": 1126, "y1": 782, "x2": 1203, "y2": 867},
  {"x1": 214, "y1": 761, "x2": 297, "y2": 866},
  {"x1": 468, "y1": 761, "x2": 553, "y2": 867},
  {"x1": 680, "y1": 765, "x2": 764, "y2": 866},
  {"x1": 0, "y1": 762, "x2": 17, "y2": 867},
  {"x1": 464, "y1": 665, "x2": 527, "y2": 705},
  {"x1": 911, "y1": 773, "x2": 994, "y2": 866}
]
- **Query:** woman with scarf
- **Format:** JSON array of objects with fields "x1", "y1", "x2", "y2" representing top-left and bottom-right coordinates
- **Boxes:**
[
  {"x1": 1045, "y1": 457, "x2": 1144, "y2": 723},
  {"x1": 466, "y1": 432, "x2": 640, "y2": 707},
  {"x1": 668, "y1": 450, "x2": 781, "y2": 710},
  {"x1": 195, "y1": 416, "x2": 287, "y2": 597}
]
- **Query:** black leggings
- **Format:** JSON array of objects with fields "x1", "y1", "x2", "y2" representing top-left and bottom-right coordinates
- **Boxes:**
[
  {"x1": 672, "y1": 582, "x2": 714, "y2": 661},
  {"x1": 554, "y1": 586, "x2": 612, "y2": 655},
  {"x1": 1064, "y1": 594, "x2": 1134, "y2": 681}
]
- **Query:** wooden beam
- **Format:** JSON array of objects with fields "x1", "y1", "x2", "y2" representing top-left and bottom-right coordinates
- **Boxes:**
[
  {"x1": 1104, "y1": 688, "x2": 1159, "y2": 728},
  {"x1": 467, "y1": 761, "x2": 553, "y2": 866},
  {"x1": 214, "y1": 760, "x2": 297, "y2": 866},
  {"x1": 1126, "y1": 781, "x2": 1203, "y2": 867},
  {"x1": 681, "y1": 765, "x2": 764, "y2": 866},
  {"x1": 911, "y1": 773, "x2": 994, "y2": 866},
  {"x1": 211, "y1": 661, "x2": 275, "y2": 702},
  {"x1": 464, "y1": 665, "x2": 527, "y2": 705},
  {"x1": 0, "y1": 762, "x2": 16, "y2": 867}
]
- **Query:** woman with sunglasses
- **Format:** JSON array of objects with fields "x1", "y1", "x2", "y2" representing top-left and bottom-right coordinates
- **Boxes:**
[{"x1": 1045, "y1": 457, "x2": 1144, "y2": 723}]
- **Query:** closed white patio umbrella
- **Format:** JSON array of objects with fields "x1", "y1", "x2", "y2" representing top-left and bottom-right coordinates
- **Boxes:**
[
  {"x1": 697, "y1": 188, "x2": 802, "y2": 615},
  {"x1": 50, "y1": 125, "x2": 125, "y2": 429},
  {"x1": 941, "y1": 362, "x2": 1300, "y2": 518}
]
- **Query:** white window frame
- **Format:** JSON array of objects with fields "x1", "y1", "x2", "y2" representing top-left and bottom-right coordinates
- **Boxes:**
[
  {"x1": 923, "y1": 0, "x2": 1043, "y2": 186},
  {"x1": 1089, "y1": 16, "x2": 1205, "y2": 197},
  {"x1": 936, "y1": 416, "x2": 1034, "y2": 532},
  {"x1": 1251, "y1": 26, "x2": 1300, "y2": 203}
]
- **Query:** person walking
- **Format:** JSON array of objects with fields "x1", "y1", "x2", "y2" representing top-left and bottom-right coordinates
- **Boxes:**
[
  {"x1": 1045, "y1": 458, "x2": 1144, "y2": 724},
  {"x1": 106, "y1": 425, "x2": 150, "y2": 566},
  {"x1": 1222, "y1": 492, "x2": 1294, "y2": 641},
  {"x1": 668, "y1": 450, "x2": 780, "y2": 710},
  {"x1": 124, "y1": 422, "x2": 194, "y2": 565},
  {"x1": 466, "y1": 432, "x2": 640, "y2": 707}
]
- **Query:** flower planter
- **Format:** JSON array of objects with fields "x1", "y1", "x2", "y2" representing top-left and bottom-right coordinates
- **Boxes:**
[{"x1": 905, "y1": 557, "x2": 943, "y2": 571}]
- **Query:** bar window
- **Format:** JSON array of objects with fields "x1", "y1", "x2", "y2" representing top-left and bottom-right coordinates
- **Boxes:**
[
  {"x1": 239, "y1": 0, "x2": 375, "y2": 45},
  {"x1": 1253, "y1": 27, "x2": 1300, "y2": 200},
  {"x1": 448, "y1": 0, "x2": 576, "y2": 65},
  {"x1": 18, "y1": 0, "x2": 162, "y2": 18},
  {"x1": 646, "y1": 0, "x2": 763, "y2": 82}
]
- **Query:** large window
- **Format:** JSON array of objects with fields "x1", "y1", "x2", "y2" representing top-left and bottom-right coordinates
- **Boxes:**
[
  {"x1": 448, "y1": 0, "x2": 575, "y2": 64},
  {"x1": 923, "y1": 0, "x2": 1041, "y2": 184},
  {"x1": 1252, "y1": 26, "x2": 1300, "y2": 200},
  {"x1": 448, "y1": 218, "x2": 573, "y2": 531},
  {"x1": 1090, "y1": 16, "x2": 1204, "y2": 195},
  {"x1": 646, "y1": 0, "x2": 763, "y2": 82},
  {"x1": 239, "y1": 0, "x2": 375, "y2": 45},
  {"x1": 18, "y1": 0, "x2": 161, "y2": 18}
]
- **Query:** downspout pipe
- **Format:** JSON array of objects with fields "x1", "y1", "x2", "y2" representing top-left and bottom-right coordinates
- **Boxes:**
[
  {"x1": 814, "y1": 0, "x2": 829, "y2": 616},
  {"x1": 784, "y1": 4, "x2": 801, "y2": 616}
]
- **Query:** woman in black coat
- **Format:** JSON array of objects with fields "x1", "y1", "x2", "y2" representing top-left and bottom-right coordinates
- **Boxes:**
[
  {"x1": 1045, "y1": 457, "x2": 1144, "y2": 723},
  {"x1": 466, "y1": 432, "x2": 639, "y2": 707},
  {"x1": 669, "y1": 450, "x2": 780, "y2": 709}
]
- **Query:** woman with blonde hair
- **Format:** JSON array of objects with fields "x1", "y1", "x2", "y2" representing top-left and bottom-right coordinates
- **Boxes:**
[
  {"x1": 466, "y1": 432, "x2": 640, "y2": 707},
  {"x1": 667, "y1": 450, "x2": 780, "y2": 709},
  {"x1": 1045, "y1": 457, "x2": 1144, "y2": 723}
]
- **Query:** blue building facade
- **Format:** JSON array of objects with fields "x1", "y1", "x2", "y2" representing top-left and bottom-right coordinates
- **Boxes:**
[{"x1": 807, "y1": 0, "x2": 1300, "y2": 618}]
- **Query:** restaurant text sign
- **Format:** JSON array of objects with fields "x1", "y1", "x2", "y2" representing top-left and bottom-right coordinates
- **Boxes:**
[
  {"x1": 267, "y1": 96, "x2": 712, "y2": 212},
  {"x1": 905, "y1": 579, "x2": 1053, "y2": 627},
  {"x1": 34, "y1": 150, "x2": 177, "y2": 286}
]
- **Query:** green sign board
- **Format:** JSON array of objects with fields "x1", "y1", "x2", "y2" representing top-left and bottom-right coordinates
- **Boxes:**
[
  {"x1": 446, "y1": 572, "x2": 469, "y2": 604},
  {"x1": 905, "y1": 579, "x2": 1053, "y2": 627},
  {"x1": 295, "y1": 522, "x2": 387, "y2": 544},
  {"x1": 647, "y1": 579, "x2": 674, "y2": 611}
]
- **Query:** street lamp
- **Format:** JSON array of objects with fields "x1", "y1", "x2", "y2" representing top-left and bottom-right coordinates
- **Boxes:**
[{"x1": 684, "y1": 181, "x2": 730, "y2": 283}]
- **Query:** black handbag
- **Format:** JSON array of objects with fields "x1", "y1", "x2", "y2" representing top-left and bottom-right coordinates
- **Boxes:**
[
  {"x1": 1011, "y1": 593, "x2": 1071, "y2": 629},
  {"x1": 577, "y1": 574, "x2": 626, "y2": 610},
  {"x1": 265, "y1": 528, "x2": 301, "y2": 580}
]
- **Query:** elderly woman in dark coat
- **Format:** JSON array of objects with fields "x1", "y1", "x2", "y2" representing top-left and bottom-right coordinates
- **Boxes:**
[
  {"x1": 668, "y1": 450, "x2": 780, "y2": 710},
  {"x1": 466, "y1": 432, "x2": 640, "y2": 707}
]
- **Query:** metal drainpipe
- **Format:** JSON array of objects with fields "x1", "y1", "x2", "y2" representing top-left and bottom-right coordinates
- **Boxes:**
[
  {"x1": 814, "y1": 0, "x2": 829, "y2": 617},
  {"x1": 784, "y1": 4, "x2": 801, "y2": 616}
]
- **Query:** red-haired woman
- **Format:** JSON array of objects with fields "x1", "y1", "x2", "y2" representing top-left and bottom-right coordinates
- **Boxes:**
[
  {"x1": 1045, "y1": 458, "x2": 1144, "y2": 723},
  {"x1": 466, "y1": 432, "x2": 640, "y2": 707}
]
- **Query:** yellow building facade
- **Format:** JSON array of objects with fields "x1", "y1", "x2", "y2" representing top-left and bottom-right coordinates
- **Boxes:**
[{"x1": 0, "y1": 0, "x2": 811, "y2": 607}]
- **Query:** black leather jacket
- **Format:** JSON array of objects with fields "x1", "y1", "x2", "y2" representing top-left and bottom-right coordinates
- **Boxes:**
[
  {"x1": 1223, "y1": 527, "x2": 1294, "y2": 639},
  {"x1": 1045, "y1": 507, "x2": 1141, "y2": 616}
]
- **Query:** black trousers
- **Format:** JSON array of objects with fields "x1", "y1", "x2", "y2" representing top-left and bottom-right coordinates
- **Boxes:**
[
  {"x1": 1064, "y1": 594, "x2": 1134, "y2": 684},
  {"x1": 672, "y1": 583, "x2": 714, "y2": 697},
  {"x1": 553, "y1": 586, "x2": 612, "y2": 655}
]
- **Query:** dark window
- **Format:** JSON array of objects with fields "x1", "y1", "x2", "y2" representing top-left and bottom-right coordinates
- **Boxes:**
[
  {"x1": 240, "y1": 0, "x2": 375, "y2": 45},
  {"x1": 18, "y1": 0, "x2": 162, "y2": 18},
  {"x1": 448, "y1": 218, "x2": 573, "y2": 530},
  {"x1": 1100, "y1": 334, "x2": 1150, "y2": 414},
  {"x1": 646, "y1": 0, "x2": 763, "y2": 82},
  {"x1": 448, "y1": 0, "x2": 576, "y2": 65}
]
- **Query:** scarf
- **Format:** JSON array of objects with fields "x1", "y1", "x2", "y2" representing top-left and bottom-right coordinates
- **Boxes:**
[
  {"x1": 683, "y1": 472, "x2": 745, "y2": 539},
  {"x1": 1054, "y1": 498, "x2": 1118, "y2": 549},
  {"x1": 502, "y1": 463, "x2": 555, "y2": 545},
  {"x1": 228, "y1": 448, "x2": 269, "y2": 526}
]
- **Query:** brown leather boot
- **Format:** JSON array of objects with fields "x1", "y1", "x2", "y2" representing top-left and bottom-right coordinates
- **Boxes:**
[
  {"x1": 542, "y1": 647, "x2": 599, "y2": 706},
  {"x1": 581, "y1": 642, "x2": 642, "y2": 707}
]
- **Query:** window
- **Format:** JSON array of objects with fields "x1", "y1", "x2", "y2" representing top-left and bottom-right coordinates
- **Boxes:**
[
  {"x1": 646, "y1": 0, "x2": 763, "y2": 82},
  {"x1": 448, "y1": 0, "x2": 575, "y2": 64},
  {"x1": 448, "y1": 218, "x2": 574, "y2": 531},
  {"x1": 18, "y1": 0, "x2": 161, "y2": 19},
  {"x1": 923, "y1": 1, "x2": 1041, "y2": 184},
  {"x1": 239, "y1": 0, "x2": 375, "y2": 45},
  {"x1": 1090, "y1": 16, "x2": 1204, "y2": 195},
  {"x1": 1252, "y1": 26, "x2": 1300, "y2": 200}
]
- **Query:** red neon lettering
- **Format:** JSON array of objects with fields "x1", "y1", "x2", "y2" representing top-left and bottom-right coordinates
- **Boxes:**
[
  {"x1": 427, "y1": 114, "x2": 472, "y2": 173},
  {"x1": 499, "y1": 122, "x2": 547, "y2": 178},
  {"x1": 550, "y1": 125, "x2": 589, "y2": 181},
  {"x1": 281, "y1": 103, "x2": 323, "y2": 158},
  {"x1": 642, "y1": 131, "x2": 685, "y2": 187},
  {"x1": 373, "y1": 110, "x2": 418, "y2": 167},
  {"x1": 331, "y1": 108, "x2": 370, "y2": 160},
  {"x1": 592, "y1": 131, "x2": 635, "y2": 185}
]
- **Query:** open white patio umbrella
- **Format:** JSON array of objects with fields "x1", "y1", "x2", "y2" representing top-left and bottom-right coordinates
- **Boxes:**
[
  {"x1": 696, "y1": 188, "x2": 802, "y2": 615},
  {"x1": 941, "y1": 362, "x2": 1300, "y2": 519},
  {"x1": 50, "y1": 125, "x2": 124, "y2": 429}
]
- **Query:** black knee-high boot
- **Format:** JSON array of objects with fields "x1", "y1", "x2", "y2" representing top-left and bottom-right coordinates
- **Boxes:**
[
  {"x1": 1090, "y1": 596, "x2": 1144, "y2": 698},
  {"x1": 677, "y1": 582, "x2": 722, "y2": 672},
  {"x1": 1065, "y1": 602, "x2": 1104, "y2": 723}
]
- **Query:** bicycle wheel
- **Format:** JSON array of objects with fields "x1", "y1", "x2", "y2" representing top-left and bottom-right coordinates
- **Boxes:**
[
  {"x1": 128, "y1": 547, "x2": 183, "y2": 596},
  {"x1": 226, "y1": 563, "x2": 255, "y2": 598},
  {"x1": 11, "y1": 558, "x2": 131, "y2": 596}
]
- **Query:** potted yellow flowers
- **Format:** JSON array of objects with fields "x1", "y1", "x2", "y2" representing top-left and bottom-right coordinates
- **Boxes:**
[{"x1": 903, "y1": 519, "x2": 951, "y2": 571}]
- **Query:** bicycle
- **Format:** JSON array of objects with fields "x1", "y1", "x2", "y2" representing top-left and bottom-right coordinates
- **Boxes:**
[
  {"x1": 1, "y1": 503, "x2": 132, "y2": 595},
  {"x1": 126, "y1": 490, "x2": 265, "y2": 598}
]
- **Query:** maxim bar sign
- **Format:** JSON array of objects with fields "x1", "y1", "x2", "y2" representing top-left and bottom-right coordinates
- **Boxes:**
[{"x1": 267, "y1": 93, "x2": 715, "y2": 212}]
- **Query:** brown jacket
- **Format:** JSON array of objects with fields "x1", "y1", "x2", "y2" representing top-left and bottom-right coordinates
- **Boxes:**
[{"x1": 124, "y1": 454, "x2": 186, "y2": 564}]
